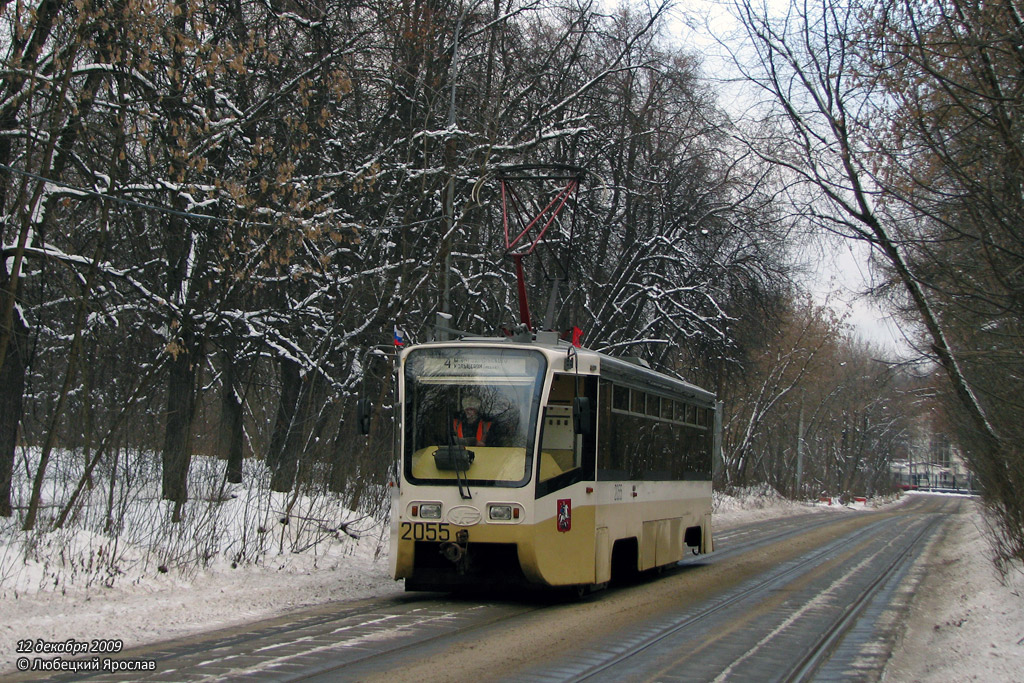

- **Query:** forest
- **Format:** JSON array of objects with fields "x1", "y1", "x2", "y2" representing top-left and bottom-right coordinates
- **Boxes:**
[{"x1": 1, "y1": 0, "x2": 1022, "y2": 574}]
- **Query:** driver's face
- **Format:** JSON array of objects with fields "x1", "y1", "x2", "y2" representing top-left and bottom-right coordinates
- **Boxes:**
[{"x1": 464, "y1": 407, "x2": 478, "y2": 419}]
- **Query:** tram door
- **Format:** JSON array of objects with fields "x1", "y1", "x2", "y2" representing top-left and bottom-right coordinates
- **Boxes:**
[
  {"x1": 529, "y1": 373, "x2": 599, "y2": 585},
  {"x1": 538, "y1": 374, "x2": 597, "y2": 489}
]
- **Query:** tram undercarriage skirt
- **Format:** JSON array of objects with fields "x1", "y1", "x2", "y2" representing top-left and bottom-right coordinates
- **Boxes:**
[{"x1": 408, "y1": 541, "x2": 527, "y2": 591}]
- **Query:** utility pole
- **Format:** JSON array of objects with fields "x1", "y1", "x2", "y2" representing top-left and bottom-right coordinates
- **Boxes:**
[{"x1": 796, "y1": 394, "x2": 804, "y2": 497}]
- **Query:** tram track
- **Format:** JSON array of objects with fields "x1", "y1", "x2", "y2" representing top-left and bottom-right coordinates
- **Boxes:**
[
  {"x1": 335, "y1": 498, "x2": 952, "y2": 683},
  {"x1": 200, "y1": 515, "x2": 873, "y2": 683},
  {"x1": 273, "y1": 514, "x2": 895, "y2": 682},
  {"x1": 10, "y1": 496, "x2": 954, "y2": 682},
  {"x1": 781, "y1": 511, "x2": 942, "y2": 682},
  {"x1": 556, "y1": 519, "x2": 905, "y2": 681},
  {"x1": 17, "y1": 593, "x2": 549, "y2": 682},
  {"x1": 708, "y1": 511, "x2": 862, "y2": 563},
  {"x1": 526, "y1": 496, "x2": 955, "y2": 683},
  {"x1": 196, "y1": 598, "x2": 546, "y2": 682}
]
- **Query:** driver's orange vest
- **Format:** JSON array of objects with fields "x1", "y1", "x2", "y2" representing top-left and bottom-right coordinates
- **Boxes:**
[{"x1": 454, "y1": 419, "x2": 491, "y2": 442}]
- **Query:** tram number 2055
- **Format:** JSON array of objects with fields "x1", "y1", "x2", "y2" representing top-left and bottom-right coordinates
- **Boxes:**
[{"x1": 399, "y1": 522, "x2": 451, "y2": 542}]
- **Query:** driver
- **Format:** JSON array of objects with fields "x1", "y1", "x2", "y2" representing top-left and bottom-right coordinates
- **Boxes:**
[{"x1": 454, "y1": 396, "x2": 492, "y2": 446}]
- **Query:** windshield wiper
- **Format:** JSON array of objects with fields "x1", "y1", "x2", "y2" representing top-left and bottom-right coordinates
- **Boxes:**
[
  {"x1": 434, "y1": 444, "x2": 473, "y2": 499},
  {"x1": 455, "y1": 455, "x2": 472, "y2": 500}
]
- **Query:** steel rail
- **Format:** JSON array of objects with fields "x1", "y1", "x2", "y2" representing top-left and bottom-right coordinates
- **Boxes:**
[
  {"x1": 565, "y1": 518, "x2": 903, "y2": 682},
  {"x1": 781, "y1": 511, "x2": 944, "y2": 682}
]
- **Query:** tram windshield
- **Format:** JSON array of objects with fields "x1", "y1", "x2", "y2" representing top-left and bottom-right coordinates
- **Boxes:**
[{"x1": 403, "y1": 347, "x2": 546, "y2": 487}]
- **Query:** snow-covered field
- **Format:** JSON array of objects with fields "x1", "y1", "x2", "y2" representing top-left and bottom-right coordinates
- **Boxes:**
[{"x1": 2, "y1": 465, "x2": 1021, "y2": 679}]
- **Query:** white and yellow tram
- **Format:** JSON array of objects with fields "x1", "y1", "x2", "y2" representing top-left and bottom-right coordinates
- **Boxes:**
[{"x1": 390, "y1": 335, "x2": 718, "y2": 592}]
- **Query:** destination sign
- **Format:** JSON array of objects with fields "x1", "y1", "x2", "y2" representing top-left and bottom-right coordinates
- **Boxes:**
[{"x1": 421, "y1": 355, "x2": 530, "y2": 377}]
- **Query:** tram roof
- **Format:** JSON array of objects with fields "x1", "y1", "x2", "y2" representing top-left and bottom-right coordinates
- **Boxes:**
[
  {"x1": 405, "y1": 334, "x2": 716, "y2": 406},
  {"x1": 599, "y1": 353, "x2": 716, "y2": 406}
]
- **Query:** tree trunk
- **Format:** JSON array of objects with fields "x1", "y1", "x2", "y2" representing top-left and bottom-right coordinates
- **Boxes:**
[
  {"x1": 161, "y1": 322, "x2": 197, "y2": 511},
  {"x1": 220, "y1": 351, "x2": 245, "y2": 484},
  {"x1": 328, "y1": 415, "x2": 351, "y2": 494},
  {"x1": 268, "y1": 357, "x2": 309, "y2": 492},
  {"x1": 0, "y1": 272, "x2": 28, "y2": 517}
]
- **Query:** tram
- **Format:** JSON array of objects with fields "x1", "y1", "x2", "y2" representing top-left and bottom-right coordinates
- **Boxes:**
[{"x1": 388, "y1": 332, "x2": 719, "y2": 592}]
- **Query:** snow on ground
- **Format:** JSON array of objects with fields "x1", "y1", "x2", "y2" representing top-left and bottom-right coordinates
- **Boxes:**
[
  {"x1": 2, "y1": 488, "x2": 1021, "y2": 680},
  {"x1": 883, "y1": 494, "x2": 1024, "y2": 682}
]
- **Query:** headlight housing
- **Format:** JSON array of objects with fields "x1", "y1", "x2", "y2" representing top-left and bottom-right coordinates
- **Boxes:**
[
  {"x1": 418, "y1": 502, "x2": 442, "y2": 519},
  {"x1": 487, "y1": 503, "x2": 521, "y2": 522},
  {"x1": 489, "y1": 504, "x2": 513, "y2": 521}
]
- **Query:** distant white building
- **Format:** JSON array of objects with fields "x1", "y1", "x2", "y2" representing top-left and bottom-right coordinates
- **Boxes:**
[{"x1": 892, "y1": 429, "x2": 973, "y2": 491}]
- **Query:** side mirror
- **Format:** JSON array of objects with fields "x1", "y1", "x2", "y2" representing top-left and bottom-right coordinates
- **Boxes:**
[
  {"x1": 356, "y1": 398, "x2": 372, "y2": 435},
  {"x1": 572, "y1": 396, "x2": 592, "y2": 436}
]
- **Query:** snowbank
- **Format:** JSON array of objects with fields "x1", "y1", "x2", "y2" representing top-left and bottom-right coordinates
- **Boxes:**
[{"x1": 883, "y1": 495, "x2": 1024, "y2": 682}]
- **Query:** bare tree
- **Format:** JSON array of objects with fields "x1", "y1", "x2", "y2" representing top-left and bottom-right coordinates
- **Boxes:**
[{"x1": 729, "y1": 0, "x2": 1024, "y2": 564}]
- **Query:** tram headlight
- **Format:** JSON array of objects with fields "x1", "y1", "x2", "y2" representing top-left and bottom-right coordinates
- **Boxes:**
[
  {"x1": 418, "y1": 503, "x2": 442, "y2": 519},
  {"x1": 489, "y1": 504, "x2": 513, "y2": 521}
]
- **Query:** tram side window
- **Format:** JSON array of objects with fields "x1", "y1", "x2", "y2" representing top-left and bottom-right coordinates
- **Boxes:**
[
  {"x1": 613, "y1": 384, "x2": 629, "y2": 411},
  {"x1": 646, "y1": 394, "x2": 660, "y2": 417},
  {"x1": 539, "y1": 404, "x2": 577, "y2": 477},
  {"x1": 598, "y1": 382, "x2": 625, "y2": 479},
  {"x1": 597, "y1": 380, "x2": 712, "y2": 481},
  {"x1": 661, "y1": 398, "x2": 673, "y2": 420},
  {"x1": 631, "y1": 389, "x2": 644, "y2": 414}
]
